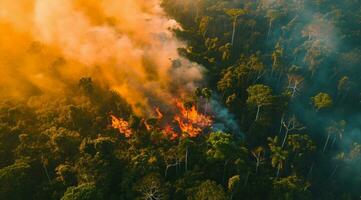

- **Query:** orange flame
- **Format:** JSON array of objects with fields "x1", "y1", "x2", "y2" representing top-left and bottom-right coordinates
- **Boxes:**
[
  {"x1": 174, "y1": 101, "x2": 213, "y2": 138},
  {"x1": 111, "y1": 115, "x2": 132, "y2": 138},
  {"x1": 162, "y1": 125, "x2": 178, "y2": 140},
  {"x1": 110, "y1": 101, "x2": 213, "y2": 140},
  {"x1": 155, "y1": 107, "x2": 163, "y2": 120}
]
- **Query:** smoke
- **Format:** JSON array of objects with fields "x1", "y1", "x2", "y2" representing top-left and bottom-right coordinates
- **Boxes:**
[
  {"x1": 264, "y1": 0, "x2": 361, "y2": 155},
  {"x1": 210, "y1": 97, "x2": 242, "y2": 137},
  {"x1": 0, "y1": 0, "x2": 204, "y2": 116}
]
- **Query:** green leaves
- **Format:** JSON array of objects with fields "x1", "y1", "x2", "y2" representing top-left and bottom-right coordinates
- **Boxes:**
[
  {"x1": 247, "y1": 84, "x2": 273, "y2": 107},
  {"x1": 61, "y1": 183, "x2": 103, "y2": 200},
  {"x1": 0, "y1": 160, "x2": 35, "y2": 200},
  {"x1": 207, "y1": 132, "x2": 238, "y2": 161},
  {"x1": 311, "y1": 93, "x2": 333, "y2": 111},
  {"x1": 188, "y1": 180, "x2": 228, "y2": 200},
  {"x1": 225, "y1": 9, "x2": 246, "y2": 21}
]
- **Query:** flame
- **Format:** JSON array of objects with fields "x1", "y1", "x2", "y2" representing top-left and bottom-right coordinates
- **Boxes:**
[
  {"x1": 144, "y1": 120, "x2": 153, "y2": 131},
  {"x1": 162, "y1": 125, "x2": 178, "y2": 140},
  {"x1": 110, "y1": 101, "x2": 213, "y2": 139},
  {"x1": 111, "y1": 115, "x2": 132, "y2": 138},
  {"x1": 155, "y1": 107, "x2": 163, "y2": 119},
  {"x1": 174, "y1": 101, "x2": 213, "y2": 138}
]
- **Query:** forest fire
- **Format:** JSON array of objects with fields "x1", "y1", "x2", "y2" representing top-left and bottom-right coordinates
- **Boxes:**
[
  {"x1": 111, "y1": 115, "x2": 132, "y2": 138},
  {"x1": 174, "y1": 101, "x2": 213, "y2": 137},
  {"x1": 111, "y1": 101, "x2": 213, "y2": 139},
  {"x1": 155, "y1": 107, "x2": 164, "y2": 120},
  {"x1": 162, "y1": 125, "x2": 178, "y2": 140}
]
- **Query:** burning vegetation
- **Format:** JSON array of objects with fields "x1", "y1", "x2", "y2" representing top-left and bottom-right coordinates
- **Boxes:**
[
  {"x1": 111, "y1": 100, "x2": 213, "y2": 139},
  {"x1": 111, "y1": 115, "x2": 133, "y2": 138}
]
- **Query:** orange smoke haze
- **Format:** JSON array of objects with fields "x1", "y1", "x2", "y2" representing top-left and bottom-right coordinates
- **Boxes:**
[{"x1": 0, "y1": 0, "x2": 204, "y2": 115}]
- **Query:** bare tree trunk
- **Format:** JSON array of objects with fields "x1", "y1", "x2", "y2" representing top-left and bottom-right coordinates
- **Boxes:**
[
  {"x1": 279, "y1": 114, "x2": 285, "y2": 135},
  {"x1": 323, "y1": 133, "x2": 331, "y2": 153},
  {"x1": 330, "y1": 165, "x2": 338, "y2": 179},
  {"x1": 267, "y1": 20, "x2": 273, "y2": 40},
  {"x1": 255, "y1": 106, "x2": 261, "y2": 121},
  {"x1": 244, "y1": 171, "x2": 250, "y2": 187},
  {"x1": 276, "y1": 165, "x2": 281, "y2": 178},
  {"x1": 165, "y1": 162, "x2": 178, "y2": 178},
  {"x1": 281, "y1": 129, "x2": 289, "y2": 148},
  {"x1": 255, "y1": 162, "x2": 259, "y2": 174},
  {"x1": 331, "y1": 135, "x2": 337, "y2": 149},
  {"x1": 42, "y1": 163, "x2": 52, "y2": 184},
  {"x1": 185, "y1": 145, "x2": 188, "y2": 171},
  {"x1": 223, "y1": 160, "x2": 229, "y2": 184},
  {"x1": 231, "y1": 20, "x2": 236, "y2": 45},
  {"x1": 307, "y1": 163, "x2": 314, "y2": 180}
]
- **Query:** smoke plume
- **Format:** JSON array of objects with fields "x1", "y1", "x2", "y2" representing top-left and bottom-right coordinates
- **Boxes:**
[{"x1": 0, "y1": 0, "x2": 204, "y2": 115}]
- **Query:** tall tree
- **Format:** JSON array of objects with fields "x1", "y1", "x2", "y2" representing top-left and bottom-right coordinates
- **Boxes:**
[
  {"x1": 225, "y1": 9, "x2": 246, "y2": 45},
  {"x1": 247, "y1": 84, "x2": 273, "y2": 121}
]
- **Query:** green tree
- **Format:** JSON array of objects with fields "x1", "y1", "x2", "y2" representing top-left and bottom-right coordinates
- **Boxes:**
[
  {"x1": 61, "y1": 183, "x2": 103, "y2": 200},
  {"x1": 247, "y1": 84, "x2": 273, "y2": 121},
  {"x1": 0, "y1": 160, "x2": 34, "y2": 200},
  {"x1": 268, "y1": 137, "x2": 288, "y2": 178},
  {"x1": 312, "y1": 93, "x2": 333, "y2": 111},
  {"x1": 134, "y1": 173, "x2": 168, "y2": 200},
  {"x1": 225, "y1": 9, "x2": 246, "y2": 45},
  {"x1": 228, "y1": 175, "x2": 240, "y2": 200},
  {"x1": 187, "y1": 180, "x2": 228, "y2": 200},
  {"x1": 271, "y1": 175, "x2": 311, "y2": 200}
]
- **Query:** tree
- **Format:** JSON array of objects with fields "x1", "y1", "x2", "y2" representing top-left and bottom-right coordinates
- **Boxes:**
[
  {"x1": 251, "y1": 146, "x2": 265, "y2": 174},
  {"x1": 187, "y1": 180, "x2": 228, "y2": 200},
  {"x1": 280, "y1": 115, "x2": 305, "y2": 148},
  {"x1": 271, "y1": 175, "x2": 311, "y2": 200},
  {"x1": 247, "y1": 84, "x2": 273, "y2": 121},
  {"x1": 287, "y1": 74, "x2": 304, "y2": 99},
  {"x1": 228, "y1": 175, "x2": 240, "y2": 200},
  {"x1": 324, "y1": 120, "x2": 346, "y2": 152},
  {"x1": 61, "y1": 183, "x2": 103, "y2": 200},
  {"x1": 56, "y1": 164, "x2": 77, "y2": 186},
  {"x1": 312, "y1": 93, "x2": 333, "y2": 111},
  {"x1": 271, "y1": 42, "x2": 284, "y2": 76},
  {"x1": 266, "y1": 9, "x2": 283, "y2": 39},
  {"x1": 207, "y1": 132, "x2": 244, "y2": 182},
  {"x1": 201, "y1": 88, "x2": 212, "y2": 114},
  {"x1": 0, "y1": 161, "x2": 34, "y2": 200},
  {"x1": 134, "y1": 173, "x2": 168, "y2": 200},
  {"x1": 268, "y1": 137, "x2": 288, "y2": 178},
  {"x1": 249, "y1": 54, "x2": 266, "y2": 83},
  {"x1": 199, "y1": 16, "x2": 212, "y2": 37},
  {"x1": 225, "y1": 9, "x2": 246, "y2": 45},
  {"x1": 207, "y1": 132, "x2": 238, "y2": 161}
]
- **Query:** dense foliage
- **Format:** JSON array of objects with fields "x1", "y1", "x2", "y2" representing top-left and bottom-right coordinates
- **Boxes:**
[{"x1": 1, "y1": 0, "x2": 361, "y2": 199}]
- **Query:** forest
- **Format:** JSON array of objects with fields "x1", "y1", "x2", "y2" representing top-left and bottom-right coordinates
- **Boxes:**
[{"x1": 0, "y1": 0, "x2": 361, "y2": 199}]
